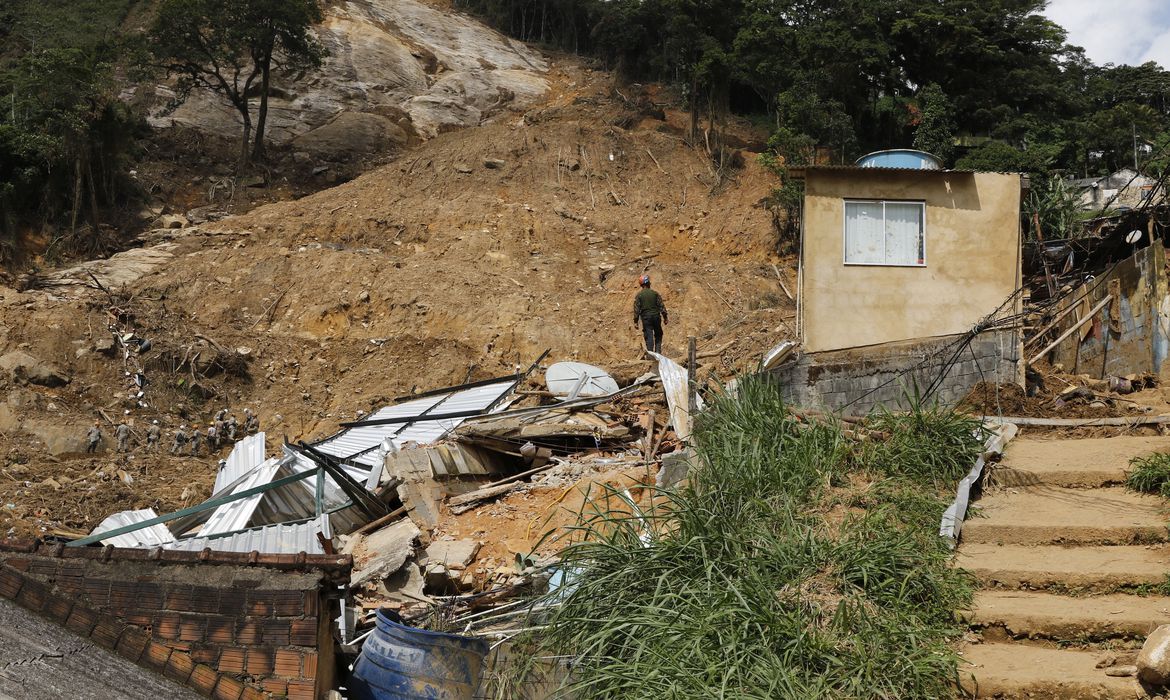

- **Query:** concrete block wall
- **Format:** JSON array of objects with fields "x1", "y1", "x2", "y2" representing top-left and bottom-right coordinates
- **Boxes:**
[
  {"x1": 773, "y1": 331, "x2": 1020, "y2": 416},
  {"x1": 0, "y1": 540, "x2": 350, "y2": 700}
]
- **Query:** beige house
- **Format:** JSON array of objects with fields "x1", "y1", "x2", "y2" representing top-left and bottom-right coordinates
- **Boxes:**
[{"x1": 775, "y1": 165, "x2": 1025, "y2": 414}]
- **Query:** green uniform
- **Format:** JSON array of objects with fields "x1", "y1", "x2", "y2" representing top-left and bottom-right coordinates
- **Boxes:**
[{"x1": 633, "y1": 288, "x2": 667, "y2": 323}]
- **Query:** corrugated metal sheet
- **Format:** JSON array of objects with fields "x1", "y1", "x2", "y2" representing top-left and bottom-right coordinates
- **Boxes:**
[
  {"x1": 91, "y1": 509, "x2": 175, "y2": 548},
  {"x1": 310, "y1": 379, "x2": 517, "y2": 468},
  {"x1": 168, "y1": 514, "x2": 331, "y2": 555},
  {"x1": 214, "y1": 432, "x2": 266, "y2": 494},
  {"x1": 246, "y1": 448, "x2": 369, "y2": 534},
  {"x1": 198, "y1": 458, "x2": 282, "y2": 536}
]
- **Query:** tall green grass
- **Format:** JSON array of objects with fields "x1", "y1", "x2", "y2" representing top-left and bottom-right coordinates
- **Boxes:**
[
  {"x1": 1126, "y1": 453, "x2": 1170, "y2": 498},
  {"x1": 536, "y1": 376, "x2": 980, "y2": 699}
]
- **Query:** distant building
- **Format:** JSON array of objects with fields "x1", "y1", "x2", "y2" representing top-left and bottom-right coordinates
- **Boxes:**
[
  {"x1": 772, "y1": 152, "x2": 1024, "y2": 415},
  {"x1": 1068, "y1": 168, "x2": 1156, "y2": 211}
]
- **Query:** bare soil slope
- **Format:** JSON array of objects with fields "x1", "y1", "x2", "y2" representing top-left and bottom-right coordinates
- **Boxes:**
[{"x1": 0, "y1": 59, "x2": 793, "y2": 539}]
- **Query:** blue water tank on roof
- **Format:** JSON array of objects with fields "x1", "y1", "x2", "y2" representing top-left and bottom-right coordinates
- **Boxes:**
[{"x1": 855, "y1": 149, "x2": 943, "y2": 170}]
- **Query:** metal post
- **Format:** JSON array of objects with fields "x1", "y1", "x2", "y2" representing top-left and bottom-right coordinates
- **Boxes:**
[{"x1": 315, "y1": 465, "x2": 325, "y2": 517}]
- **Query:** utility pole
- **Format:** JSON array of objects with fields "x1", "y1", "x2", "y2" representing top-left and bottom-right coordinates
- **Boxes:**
[{"x1": 1134, "y1": 123, "x2": 1139, "y2": 171}]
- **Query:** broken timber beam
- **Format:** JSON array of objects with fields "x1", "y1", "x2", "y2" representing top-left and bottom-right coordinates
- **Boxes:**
[
  {"x1": 989, "y1": 415, "x2": 1170, "y2": 427},
  {"x1": 1026, "y1": 296, "x2": 1112, "y2": 366}
]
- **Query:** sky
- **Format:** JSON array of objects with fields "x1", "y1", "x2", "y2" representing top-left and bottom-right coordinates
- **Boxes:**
[{"x1": 1043, "y1": 0, "x2": 1170, "y2": 67}]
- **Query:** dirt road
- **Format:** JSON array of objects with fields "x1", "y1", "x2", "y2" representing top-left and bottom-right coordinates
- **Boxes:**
[{"x1": 957, "y1": 435, "x2": 1170, "y2": 699}]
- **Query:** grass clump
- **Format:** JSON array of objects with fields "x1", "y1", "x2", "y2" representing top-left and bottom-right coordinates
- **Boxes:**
[
  {"x1": 1126, "y1": 453, "x2": 1170, "y2": 498},
  {"x1": 534, "y1": 376, "x2": 980, "y2": 700}
]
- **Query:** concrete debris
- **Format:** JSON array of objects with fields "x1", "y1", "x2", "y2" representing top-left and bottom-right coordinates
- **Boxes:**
[
  {"x1": 1137, "y1": 624, "x2": 1170, "y2": 687},
  {"x1": 656, "y1": 448, "x2": 694, "y2": 489},
  {"x1": 346, "y1": 518, "x2": 422, "y2": 589},
  {"x1": 424, "y1": 539, "x2": 481, "y2": 570},
  {"x1": 483, "y1": 158, "x2": 506, "y2": 169}
]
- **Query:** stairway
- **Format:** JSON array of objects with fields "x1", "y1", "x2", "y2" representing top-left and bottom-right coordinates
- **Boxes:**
[{"x1": 957, "y1": 435, "x2": 1170, "y2": 699}]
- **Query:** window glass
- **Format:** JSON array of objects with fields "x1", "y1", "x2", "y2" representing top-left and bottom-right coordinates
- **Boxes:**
[
  {"x1": 844, "y1": 201, "x2": 884, "y2": 264},
  {"x1": 843, "y1": 200, "x2": 925, "y2": 266}
]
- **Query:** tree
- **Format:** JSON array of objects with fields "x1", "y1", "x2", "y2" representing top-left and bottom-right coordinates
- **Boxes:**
[
  {"x1": 149, "y1": 0, "x2": 324, "y2": 166},
  {"x1": 912, "y1": 84, "x2": 955, "y2": 164}
]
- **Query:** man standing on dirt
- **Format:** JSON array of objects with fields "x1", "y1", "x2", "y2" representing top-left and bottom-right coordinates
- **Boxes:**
[
  {"x1": 115, "y1": 422, "x2": 131, "y2": 453},
  {"x1": 189, "y1": 424, "x2": 202, "y2": 456},
  {"x1": 171, "y1": 425, "x2": 188, "y2": 455},
  {"x1": 146, "y1": 420, "x2": 161, "y2": 452},
  {"x1": 244, "y1": 408, "x2": 259, "y2": 434},
  {"x1": 633, "y1": 274, "x2": 668, "y2": 354},
  {"x1": 226, "y1": 414, "x2": 238, "y2": 442},
  {"x1": 85, "y1": 421, "x2": 103, "y2": 454}
]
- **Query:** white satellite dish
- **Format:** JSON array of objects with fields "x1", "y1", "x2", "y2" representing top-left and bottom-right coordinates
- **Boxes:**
[
  {"x1": 1126, "y1": 230, "x2": 1142, "y2": 244},
  {"x1": 545, "y1": 362, "x2": 620, "y2": 399}
]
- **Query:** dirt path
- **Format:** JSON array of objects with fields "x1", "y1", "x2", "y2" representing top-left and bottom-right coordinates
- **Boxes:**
[{"x1": 957, "y1": 435, "x2": 1170, "y2": 699}]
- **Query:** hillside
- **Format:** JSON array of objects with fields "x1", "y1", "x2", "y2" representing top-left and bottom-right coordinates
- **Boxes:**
[{"x1": 0, "y1": 45, "x2": 793, "y2": 538}]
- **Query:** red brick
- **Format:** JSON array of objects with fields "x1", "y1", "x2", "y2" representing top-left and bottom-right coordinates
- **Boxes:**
[
  {"x1": 65, "y1": 606, "x2": 99, "y2": 636},
  {"x1": 28, "y1": 559, "x2": 58, "y2": 577},
  {"x1": 5, "y1": 558, "x2": 30, "y2": 572},
  {"x1": 116, "y1": 628, "x2": 151, "y2": 663},
  {"x1": 206, "y1": 618, "x2": 234, "y2": 644},
  {"x1": 91, "y1": 616, "x2": 125, "y2": 649},
  {"x1": 179, "y1": 615, "x2": 207, "y2": 642},
  {"x1": 15, "y1": 577, "x2": 48, "y2": 612},
  {"x1": 217, "y1": 590, "x2": 248, "y2": 616},
  {"x1": 143, "y1": 641, "x2": 174, "y2": 671},
  {"x1": 56, "y1": 561, "x2": 85, "y2": 578},
  {"x1": 134, "y1": 581, "x2": 164, "y2": 610},
  {"x1": 286, "y1": 679, "x2": 316, "y2": 700},
  {"x1": 189, "y1": 663, "x2": 221, "y2": 695},
  {"x1": 260, "y1": 678, "x2": 288, "y2": 696},
  {"x1": 191, "y1": 645, "x2": 220, "y2": 665},
  {"x1": 217, "y1": 647, "x2": 246, "y2": 674},
  {"x1": 245, "y1": 648, "x2": 274, "y2": 676},
  {"x1": 289, "y1": 618, "x2": 317, "y2": 646},
  {"x1": 212, "y1": 675, "x2": 246, "y2": 700},
  {"x1": 155, "y1": 613, "x2": 181, "y2": 640},
  {"x1": 164, "y1": 651, "x2": 195, "y2": 683},
  {"x1": 302, "y1": 591, "x2": 319, "y2": 618},
  {"x1": 82, "y1": 578, "x2": 111, "y2": 606},
  {"x1": 235, "y1": 620, "x2": 261, "y2": 645},
  {"x1": 240, "y1": 687, "x2": 267, "y2": 700},
  {"x1": 244, "y1": 591, "x2": 274, "y2": 617},
  {"x1": 55, "y1": 576, "x2": 84, "y2": 595},
  {"x1": 261, "y1": 619, "x2": 291, "y2": 646},
  {"x1": 185, "y1": 587, "x2": 222, "y2": 614},
  {"x1": 274, "y1": 648, "x2": 301, "y2": 677},
  {"x1": 124, "y1": 612, "x2": 153, "y2": 629},
  {"x1": 302, "y1": 650, "x2": 318, "y2": 679},
  {"x1": 266, "y1": 590, "x2": 306, "y2": 616},
  {"x1": 42, "y1": 592, "x2": 74, "y2": 623},
  {"x1": 0, "y1": 567, "x2": 22, "y2": 599},
  {"x1": 165, "y1": 585, "x2": 196, "y2": 611}
]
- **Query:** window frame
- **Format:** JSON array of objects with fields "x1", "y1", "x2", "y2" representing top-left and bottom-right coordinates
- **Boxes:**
[{"x1": 841, "y1": 199, "x2": 927, "y2": 268}]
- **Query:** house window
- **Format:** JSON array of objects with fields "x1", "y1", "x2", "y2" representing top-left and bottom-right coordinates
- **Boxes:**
[{"x1": 843, "y1": 200, "x2": 926, "y2": 266}]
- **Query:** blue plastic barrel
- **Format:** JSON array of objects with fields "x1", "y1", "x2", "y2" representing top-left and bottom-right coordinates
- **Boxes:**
[
  {"x1": 855, "y1": 149, "x2": 943, "y2": 170},
  {"x1": 349, "y1": 609, "x2": 489, "y2": 700}
]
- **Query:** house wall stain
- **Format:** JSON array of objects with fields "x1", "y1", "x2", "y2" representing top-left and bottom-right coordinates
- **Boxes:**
[{"x1": 799, "y1": 171, "x2": 1023, "y2": 352}]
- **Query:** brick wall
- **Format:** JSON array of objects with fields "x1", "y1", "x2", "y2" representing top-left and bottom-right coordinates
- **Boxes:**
[
  {"x1": 772, "y1": 330, "x2": 1021, "y2": 416},
  {"x1": 0, "y1": 540, "x2": 350, "y2": 700}
]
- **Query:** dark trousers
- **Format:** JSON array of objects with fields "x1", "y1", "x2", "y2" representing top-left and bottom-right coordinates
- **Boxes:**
[{"x1": 641, "y1": 316, "x2": 663, "y2": 353}]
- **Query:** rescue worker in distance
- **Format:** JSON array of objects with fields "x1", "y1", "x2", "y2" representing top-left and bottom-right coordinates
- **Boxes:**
[{"x1": 633, "y1": 274, "x2": 668, "y2": 354}]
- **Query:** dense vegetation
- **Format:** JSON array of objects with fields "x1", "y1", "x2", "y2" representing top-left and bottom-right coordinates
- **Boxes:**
[
  {"x1": 456, "y1": 0, "x2": 1170, "y2": 180},
  {"x1": 527, "y1": 378, "x2": 983, "y2": 698}
]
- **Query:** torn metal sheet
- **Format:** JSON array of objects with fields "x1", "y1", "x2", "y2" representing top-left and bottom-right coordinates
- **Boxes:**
[
  {"x1": 90, "y1": 509, "x2": 176, "y2": 548},
  {"x1": 939, "y1": 421, "x2": 1019, "y2": 547},
  {"x1": 213, "y1": 432, "x2": 266, "y2": 494},
  {"x1": 312, "y1": 379, "x2": 517, "y2": 468},
  {"x1": 169, "y1": 514, "x2": 332, "y2": 555},
  {"x1": 244, "y1": 448, "x2": 369, "y2": 535},
  {"x1": 197, "y1": 458, "x2": 281, "y2": 537},
  {"x1": 649, "y1": 351, "x2": 704, "y2": 443}
]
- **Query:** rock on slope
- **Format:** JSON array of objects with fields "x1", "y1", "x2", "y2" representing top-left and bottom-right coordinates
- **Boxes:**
[{"x1": 149, "y1": 0, "x2": 548, "y2": 156}]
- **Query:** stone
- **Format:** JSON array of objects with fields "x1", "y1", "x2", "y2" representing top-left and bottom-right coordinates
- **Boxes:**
[
  {"x1": 293, "y1": 112, "x2": 409, "y2": 161},
  {"x1": 424, "y1": 539, "x2": 480, "y2": 570},
  {"x1": 483, "y1": 158, "x2": 506, "y2": 169},
  {"x1": 346, "y1": 518, "x2": 421, "y2": 589},
  {"x1": 156, "y1": 214, "x2": 188, "y2": 229},
  {"x1": 1137, "y1": 624, "x2": 1170, "y2": 686},
  {"x1": 656, "y1": 448, "x2": 694, "y2": 489},
  {"x1": 0, "y1": 351, "x2": 69, "y2": 387},
  {"x1": 454, "y1": 164, "x2": 473, "y2": 174},
  {"x1": 1105, "y1": 665, "x2": 1137, "y2": 677}
]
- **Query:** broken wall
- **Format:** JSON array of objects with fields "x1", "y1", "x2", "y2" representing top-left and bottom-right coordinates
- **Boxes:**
[
  {"x1": 799, "y1": 170, "x2": 1022, "y2": 352},
  {"x1": 774, "y1": 330, "x2": 1019, "y2": 416},
  {"x1": 1050, "y1": 240, "x2": 1170, "y2": 378},
  {"x1": 0, "y1": 540, "x2": 349, "y2": 700}
]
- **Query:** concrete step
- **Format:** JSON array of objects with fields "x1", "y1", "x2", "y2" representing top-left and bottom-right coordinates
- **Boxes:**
[
  {"x1": 993, "y1": 436, "x2": 1170, "y2": 488},
  {"x1": 967, "y1": 590, "x2": 1170, "y2": 641},
  {"x1": 963, "y1": 487, "x2": 1170, "y2": 546},
  {"x1": 958, "y1": 544, "x2": 1170, "y2": 593},
  {"x1": 959, "y1": 642, "x2": 1144, "y2": 699}
]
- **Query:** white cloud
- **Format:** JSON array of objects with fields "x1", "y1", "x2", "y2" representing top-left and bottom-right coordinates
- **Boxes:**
[{"x1": 1044, "y1": 0, "x2": 1170, "y2": 67}]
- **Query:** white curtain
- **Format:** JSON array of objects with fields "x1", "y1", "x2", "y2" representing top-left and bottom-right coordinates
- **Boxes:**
[
  {"x1": 884, "y1": 203, "x2": 924, "y2": 265},
  {"x1": 844, "y1": 202, "x2": 884, "y2": 263}
]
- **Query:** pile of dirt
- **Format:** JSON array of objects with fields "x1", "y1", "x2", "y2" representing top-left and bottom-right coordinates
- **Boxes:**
[{"x1": 0, "y1": 54, "x2": 792, "y2": 538}]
